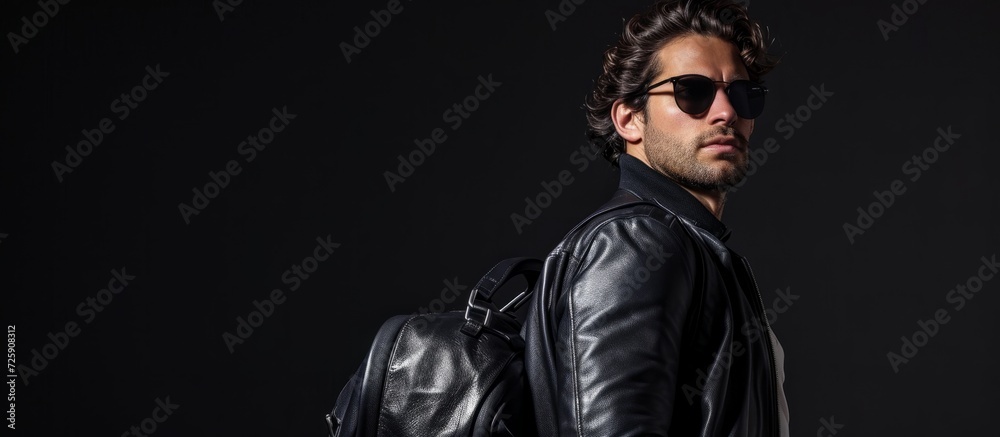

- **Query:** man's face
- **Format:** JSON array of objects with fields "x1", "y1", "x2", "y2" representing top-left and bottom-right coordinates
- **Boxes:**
[{"x1": 631, "y1": 34, "x2": 754, "y2": 192}]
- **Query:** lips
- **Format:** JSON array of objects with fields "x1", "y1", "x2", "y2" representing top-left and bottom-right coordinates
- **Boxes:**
[{"x1": 701, "y1": 135, "x2": 745, "y2": 153}]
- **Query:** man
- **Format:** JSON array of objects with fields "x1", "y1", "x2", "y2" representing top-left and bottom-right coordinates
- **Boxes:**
[{"x1": 522, "y1": 0, "x2": 788, "y2": 435}]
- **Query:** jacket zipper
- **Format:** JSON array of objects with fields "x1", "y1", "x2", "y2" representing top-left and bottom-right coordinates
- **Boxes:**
[{"x1": 741, "y1": 257, "x2": 779, "y2": 437}]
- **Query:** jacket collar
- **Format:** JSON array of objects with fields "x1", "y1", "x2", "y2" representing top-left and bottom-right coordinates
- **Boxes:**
[{"x1": 617, "y1": 153, "x2": 732, "y2": 242}]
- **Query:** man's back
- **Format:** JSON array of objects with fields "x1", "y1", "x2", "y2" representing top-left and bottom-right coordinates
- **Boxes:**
[{"x1": 522, "y1": 154, "x2": 782, "y2": 436}]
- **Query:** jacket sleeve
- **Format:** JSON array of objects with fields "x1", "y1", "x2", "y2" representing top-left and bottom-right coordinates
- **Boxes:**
[{"x1": 552, "y1": 214, "x2": 695, "y2": 436}]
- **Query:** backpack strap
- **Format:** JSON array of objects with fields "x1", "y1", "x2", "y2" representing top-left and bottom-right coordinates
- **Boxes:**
[
  {"x1": 469, "y1": 257, "x2": 543, "y2": 304},
  {"x1": 462, "y1": 257, "x2": 543, "y2": 337},
  {"x1": 461, "y1": 190, "x2": 655, "y2": 337}
]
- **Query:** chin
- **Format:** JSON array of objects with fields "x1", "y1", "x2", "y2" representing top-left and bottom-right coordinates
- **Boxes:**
[{"x1": 707, "y1": 166, "x2": 747, "y2": 188}]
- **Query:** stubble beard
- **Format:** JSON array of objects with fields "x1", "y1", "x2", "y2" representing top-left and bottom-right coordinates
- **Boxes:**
[{"x1": 642, "y1": 122, "x2": 750, "y2": 193}]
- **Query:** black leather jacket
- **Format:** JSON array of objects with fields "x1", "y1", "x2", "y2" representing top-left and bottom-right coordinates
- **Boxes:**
[{"x1": 522, "y1": 154, "x2": 780, "y2": 436}]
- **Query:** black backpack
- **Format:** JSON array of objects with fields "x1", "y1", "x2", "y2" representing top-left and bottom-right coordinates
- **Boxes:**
[
  {"x1": 325, "y1": 257, "x2": 543, "y2": 437},
  {"x1": 324, "y1": 190, "x2": 651, "y2": 437}
]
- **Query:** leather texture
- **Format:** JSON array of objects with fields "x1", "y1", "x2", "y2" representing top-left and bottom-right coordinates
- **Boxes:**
[
  {"x1": 327, "y1": 258, "x2": 545, "y2": 437},
  {"x1": 523, "y1": 176, "x2": 780, "y2": 436}
]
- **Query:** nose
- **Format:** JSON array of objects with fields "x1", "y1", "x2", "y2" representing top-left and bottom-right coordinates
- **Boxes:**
[{"x1": 708, "y1": 86, "x2": 739, "y2": 126}]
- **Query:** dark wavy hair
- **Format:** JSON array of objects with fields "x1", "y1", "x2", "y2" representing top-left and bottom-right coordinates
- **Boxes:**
[{"x1": 586, "y1": 0, "x2": 779, "y2": 166}]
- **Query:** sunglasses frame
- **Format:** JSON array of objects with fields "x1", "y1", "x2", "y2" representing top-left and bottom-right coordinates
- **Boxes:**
[{"x1": 645, "y1": 74, "x2": 768, "y2": 119}]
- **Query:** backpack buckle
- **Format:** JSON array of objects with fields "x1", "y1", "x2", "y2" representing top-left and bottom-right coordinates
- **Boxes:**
[{"x1": 462, "y1": 287, "x2": 494, "y2": 336}]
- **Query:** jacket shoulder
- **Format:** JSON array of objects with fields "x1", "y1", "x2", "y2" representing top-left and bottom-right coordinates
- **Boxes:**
[{"x1": 553, "y1": 201, "x2": 693, "y2": 262}]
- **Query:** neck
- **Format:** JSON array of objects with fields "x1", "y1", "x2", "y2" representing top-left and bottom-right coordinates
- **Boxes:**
[{"x1": 626, "y1": 149, "x2": 728, "y2": 220}]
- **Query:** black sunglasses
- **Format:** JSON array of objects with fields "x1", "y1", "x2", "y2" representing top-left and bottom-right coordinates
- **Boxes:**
[{"x1": 645, "y1": 74, "x2": 768, "y2": 119}]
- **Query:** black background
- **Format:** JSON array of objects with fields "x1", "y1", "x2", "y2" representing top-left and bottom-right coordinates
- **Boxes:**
[{"x1": 2, "y1": 0, "x2": 998, "y2": 435}]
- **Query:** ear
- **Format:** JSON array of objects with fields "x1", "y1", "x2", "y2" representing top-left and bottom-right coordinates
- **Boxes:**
[{"x1": 611, "y1": 99, "x2": 644, "y2": 143}]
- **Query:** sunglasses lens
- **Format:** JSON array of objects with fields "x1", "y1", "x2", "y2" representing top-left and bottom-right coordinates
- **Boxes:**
[
  {"x1": 664, "y1": 75, "x2": 767, "y2": 118},
  {"x1": 673, "y1": 76, "x2": 715, "y2": 114},
  {"x1": 728, "y1": 80, "x2": 767, "y2": 119}
]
